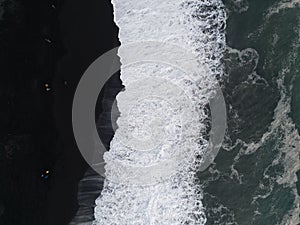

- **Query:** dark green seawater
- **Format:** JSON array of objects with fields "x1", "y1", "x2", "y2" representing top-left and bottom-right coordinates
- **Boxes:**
[{"x1": 199, "y1": 0, "x2": 300, "y2": 224}]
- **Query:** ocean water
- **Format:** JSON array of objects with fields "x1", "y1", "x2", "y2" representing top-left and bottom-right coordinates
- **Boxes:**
[
  {"x1": 91, "y1": 0, "x2": 300, "y2": 224},
  {"x1": 199, "y1": 0, "x2": 300, "y2": 224}
]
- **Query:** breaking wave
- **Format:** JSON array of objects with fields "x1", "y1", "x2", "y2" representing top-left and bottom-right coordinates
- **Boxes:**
[{"x1": 93, "y1": 0, "x2": 226, "y2": 224}]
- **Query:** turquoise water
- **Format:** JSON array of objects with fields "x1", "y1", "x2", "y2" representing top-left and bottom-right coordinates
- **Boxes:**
[{"x1": 199, "y1": 0, "x2": 300, "y2": 224}]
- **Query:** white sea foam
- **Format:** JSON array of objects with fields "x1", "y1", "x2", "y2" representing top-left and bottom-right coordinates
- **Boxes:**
[
  {"x1": 266, "y1": 0, "x2": 300, "y2": 19},
  {"x1": 248, "y1": 0, "x2": 300, "y2": 39},
  {"x1": 229, "y1": 0, "x2": 249, "y2": 13},
  {"x1": 93, "y1": 1, "x2": 226, "y2": 224}
]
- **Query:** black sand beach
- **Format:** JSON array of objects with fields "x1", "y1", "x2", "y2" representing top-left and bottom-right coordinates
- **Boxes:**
[{"x1": 0, "y1": 0, "x2": 119, "y2": 224}]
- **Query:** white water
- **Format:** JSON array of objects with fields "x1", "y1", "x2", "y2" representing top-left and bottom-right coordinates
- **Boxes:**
[{"x1": 93, "y1": 1, "x2": 226, "y2": 224}]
